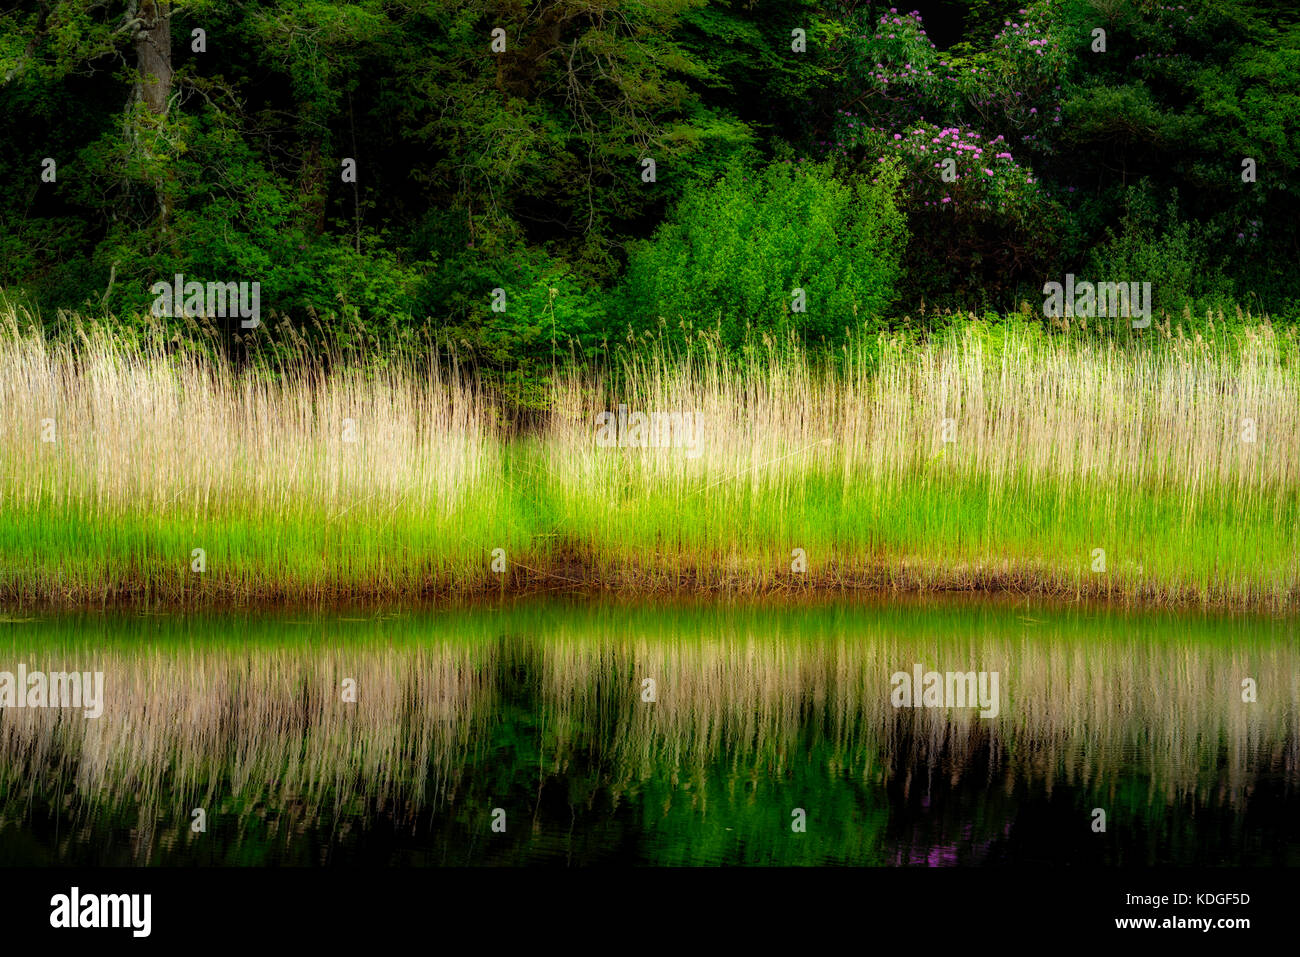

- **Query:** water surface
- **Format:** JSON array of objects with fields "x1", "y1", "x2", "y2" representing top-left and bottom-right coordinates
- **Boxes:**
[{"x1": 0, "y1": 597, "x2": 1296, "y2": 866}]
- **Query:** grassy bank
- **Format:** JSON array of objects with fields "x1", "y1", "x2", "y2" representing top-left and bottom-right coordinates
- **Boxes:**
[{"x1": 1, "y1": 310, "x2": 1297, "y2": 608}]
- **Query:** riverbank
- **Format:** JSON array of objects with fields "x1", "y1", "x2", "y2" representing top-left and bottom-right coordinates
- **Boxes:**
[{"x1": 3, "y1": 313, "x2": 1297, "y2": 609}]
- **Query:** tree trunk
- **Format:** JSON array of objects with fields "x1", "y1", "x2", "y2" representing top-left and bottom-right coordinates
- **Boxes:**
[
  {"x1": 133, "y1": 0, "x2": 172, "y2": 117},
  {"x1": 126, "y1": 0, "x2": 174, "y2": 243}
]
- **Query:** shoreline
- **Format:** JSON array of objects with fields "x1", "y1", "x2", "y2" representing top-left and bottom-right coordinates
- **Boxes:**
[{"x1": 4, "y1": 561, "x2": 1296, "y2": 613}]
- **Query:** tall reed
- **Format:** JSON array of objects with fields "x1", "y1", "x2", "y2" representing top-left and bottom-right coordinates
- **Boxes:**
[{"x1": 1, "y1": 308, "x2": 1296, "y2": 606}]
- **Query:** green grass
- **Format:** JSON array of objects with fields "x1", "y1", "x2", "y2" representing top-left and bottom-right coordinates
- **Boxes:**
[{"x1": 1, "y1": 310, "x2": 1296, "y2": 607}]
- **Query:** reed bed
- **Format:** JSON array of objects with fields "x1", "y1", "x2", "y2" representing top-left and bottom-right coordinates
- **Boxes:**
[{"x1": 1, "y1": 307, "x2": 1297, "y2": 607}]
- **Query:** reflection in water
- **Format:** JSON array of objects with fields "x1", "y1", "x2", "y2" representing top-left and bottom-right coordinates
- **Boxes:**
[{"x1": 0, "y1": 598, "x2": 1296, "y2": 865}]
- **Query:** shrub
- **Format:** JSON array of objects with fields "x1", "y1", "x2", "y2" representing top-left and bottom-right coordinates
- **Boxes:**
[
  {"x1": 1085, "y1": 185, "x2": 1235, "y2": 317},
  {"x1": 433, "y1": 243, "x2": 611, "y2": 410},
  {"x1": 618, "y1": 159, "x2": 906, "y2": 349}
]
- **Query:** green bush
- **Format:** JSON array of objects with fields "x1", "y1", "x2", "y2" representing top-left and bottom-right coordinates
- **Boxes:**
[
  {"x1": 433, "y1": 242, "x2": 611, "y2": 409},
  {"x1": 1085, "y1": 185, "x2": 1236, "y2": 317},
  {"x1": 617, "y1": 159, "x2": 906, "y2": 349}
]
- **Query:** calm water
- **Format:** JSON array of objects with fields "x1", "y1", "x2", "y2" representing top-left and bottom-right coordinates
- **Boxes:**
[{"x1": 0, "y1": 597, "x2": 1296, "y2": 866}]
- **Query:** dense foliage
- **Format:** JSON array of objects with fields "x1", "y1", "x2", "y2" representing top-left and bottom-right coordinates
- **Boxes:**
[
  {"x1": 619, "y1": 158, "x2": 906, "y2": 347},
  {"x1": 2, "y1": 0, "x2": 1297, "y2": 392}
]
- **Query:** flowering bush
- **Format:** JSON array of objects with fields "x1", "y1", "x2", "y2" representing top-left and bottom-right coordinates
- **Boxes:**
[
  {"x1": 831, "y1": 119, "x2": 1045, "y2": 223},
  {"x1": 829, "y1": 6, "x2": 1070, "y2": 305}
]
